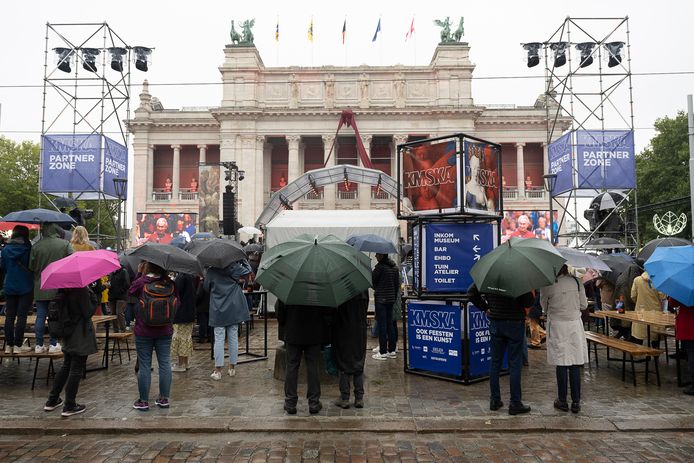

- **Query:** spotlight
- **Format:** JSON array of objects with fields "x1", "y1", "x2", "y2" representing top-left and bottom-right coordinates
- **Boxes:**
[
  {"x1": 549, "y1": 42, "x2": 568, "y2": 67},
  {"x1": 53, "y1": 47, "x2": 73, "y2": 73},
  {"x1": 108, "y1": 47, "x2": 128, "y2": 72},
  {"x1": 575, "y1": 42, "x2": 595, "y2": 68},
  {"x1": 81, "y1": 48, "x2": 100, "y2": 72},
  {"x1": 522, "y1": 42, "x2": 542, "y2": 68},
  {"x1": 133, "y1": 46, "x2": 152, "y2": 72},
  {"x1": 605, "y1": 41, "x2": 625, "y2": 68}
]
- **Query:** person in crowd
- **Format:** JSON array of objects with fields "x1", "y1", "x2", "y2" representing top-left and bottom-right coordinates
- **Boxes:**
[
  {"x1": 332, "y1": 291, "x2": 368, "y2": 409},
  {"x1": 124, "y1": 261, "x2": 146, "y2": 330},
  {"x1": 511, "y1": 215, "x2": 535, "y2": 239},
  {"x1": 195, "y1": 277, "x2": 212, "y2": 343},
  {"x1": 534, "y1": 216, "x2": 550, "y2": 241},
  {"x1": 670, "y1": 297, "x2": 694, "y2": 395},
  {"x1": 43, "y1": 284, "x2": 99, "y2": 417},
  {"x1": 371, "y1": 253, "x2": 399, "y2": 360},
  {"x1": 29, "y1": 223, "x2": 73, "y2": 354},
  {"x1": 147, "y1": 217, "x2": 173, "y2": 244},
  {"x1": 173, "y1": 219, "x2": 191, "y2": 243},
  {"x1": 1, "y1": 225, "x2": 34, "y2": 354},
  {"x1": 99, "y1": 275, "x2": 110, "y2": 315},
  {"x1": 468, "y1": 283, "x2": 534, "y2": 415},
  {"x1": 171, "y1": 271, "x2": 196, "y2": 372},
  {"x1": 276, "y1": 299, "x2": 333, "y2": 415},
  {"x1": 108, "y1": 264, "x2": 130, "y2": 332},
  {"x1": 128, "y1": 262, "x2": 175, "y2": 411},
  {"x1": 205, "y1": 259, "x2": 252, "y2": 380},
  {"x1": 613, "y1": 264, "x2": 641, "y2": 340},
  {"x1": 631, "y1": 271, "x2": 666, "y2": 347},
  {"x1": 527, "y1": 291, "x2": 545, "y2": 350},
  {"x1": 70, "y1": 226, "x2": 94, "y2": 252},
  {"x1": 540, "y1": 265, "x2": 589, "y2": 413}
]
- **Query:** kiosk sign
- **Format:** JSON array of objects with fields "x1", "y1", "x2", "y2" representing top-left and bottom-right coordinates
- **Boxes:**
[{"x1": 407, "y1": 300, "x2": 462, "y2": 376}]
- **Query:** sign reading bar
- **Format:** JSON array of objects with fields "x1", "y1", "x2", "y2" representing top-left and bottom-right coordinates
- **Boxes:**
[{"x1": 407, "y1": 300, "x2": 462, "y2": 376}]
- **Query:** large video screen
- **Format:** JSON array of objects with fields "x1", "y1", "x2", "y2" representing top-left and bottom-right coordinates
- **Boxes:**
[
  {"x1": 134, "y1": 213, "x2": 197, "y2": 246},
  {"x1": 501, "y1": 210, "x2": 558, "y2": 244}
]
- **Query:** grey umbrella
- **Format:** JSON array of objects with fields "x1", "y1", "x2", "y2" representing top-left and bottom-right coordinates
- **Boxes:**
[
  {"x1": 584, "y1": 237, "x2": 625, "y2": 250},
  {"x1": 0, "y1": 208, "x2": 75, "y2": 225},
  {"x1": 555, "y1": 247, "x2": 611, "y2": 271},
  {"x1": 636, "y1": 237, "x2": 691, "y2": 265},
  {"x1": 346, "y1": 234, "x2": 398, "y2": 254},
  {"x1": 598, "y1": 253, "x2": 636, "y2": 284},
  {"x1": 243, "y1": 243, "x2": 264, "y2": 254},
  {"x1": 185, "y1": 238, "x2": 247, "y2": 269},
  {"x1": 126, "y1": 242, "x2": 203, "y2": 275},
  {"x1": 52, "y1": 197, "x2": 78, "y2": 209}
]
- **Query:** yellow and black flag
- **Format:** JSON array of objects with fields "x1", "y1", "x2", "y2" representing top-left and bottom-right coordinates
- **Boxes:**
[
  {"x1": 308, "y1": 17, "x2": 314, "y2": 42},
  {"x1": 342, "y1": 19, "x2": 346, "y2": 44},
  {"x1": 275, "y1": 20, "x2": 279, "y2": 42}
]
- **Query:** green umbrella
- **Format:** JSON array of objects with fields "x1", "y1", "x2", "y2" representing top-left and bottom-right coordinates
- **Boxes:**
[
  {"x1": 256, "y1": 234, "x2": 372, "y2": 307},
  {"x1": 470, "y1": 237, "x2": 566, "y2": 297}
]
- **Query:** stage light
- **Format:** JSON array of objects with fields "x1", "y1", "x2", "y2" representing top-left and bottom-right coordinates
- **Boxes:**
[
  {"x1": 81, "y1": 48, "x2": 100, "y2": 72},
  {"x1": 53, "y1": 47, "x2": 73, "y2": 73},
  {"x1": 549, "y1": 42, "x2": 569, "y2": 67},
  {"x1": 522, "y1": 42, "x2": 542, "y2": 68},
  {"x1": 238, "y1": 170, "x2": 245, "y2": 181},
  {"x1": 605, "y1": 41, "x2": 625, "y2": 68},
  {"x1": 108, "y1": 47, "x2": 127, "y2": 72},
  {"x1": 575, "y1": 42, "x2": 595, "y2": 68},
  {"x1": 133, "y1": 46, "x2": 152, "y2": 72}
]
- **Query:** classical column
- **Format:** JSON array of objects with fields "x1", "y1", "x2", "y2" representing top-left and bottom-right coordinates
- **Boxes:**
[
  {"x1": 171, "y1": 144, "x2": 181, "y2": 200},
  {"x1": 393, "y1": 135, "x2": 409, "y2": 199},
  {"x1": 287, "y1": 136, "x2": 300, "y2": 182},
  {"x1": 515, "y1": 142, "x2": 526, "y2": 198},
  {"x1": 322, "y1": 135, "x2": 336, "y2": 209},
  {"x1": 197, "y1": 144, "x2": 207, "y2": 164},
  {"x1": 146, "y1": 144, "x2": 154, "y2": 201},
  {"x1": 359, "y1": 135, "x2": 373, "y2": 209},
  {"x1": 254, "y1": 135, "x2": 265, "y2": 222},
  {"x1": 542, "y1": 142, "x2": 549, "y2": 175}
]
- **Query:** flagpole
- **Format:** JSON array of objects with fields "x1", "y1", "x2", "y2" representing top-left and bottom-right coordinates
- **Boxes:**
[{"x1": 414, "y1": 16, "x2": 417, "y2": 66}]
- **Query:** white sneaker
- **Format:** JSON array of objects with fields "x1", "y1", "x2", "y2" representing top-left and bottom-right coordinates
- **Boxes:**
[
  {"x1": 35, "y1": 345, "x2": 48, "y2": 354},
  {"x1": 372, "y1": 353, "x2": 388, "y2": 361},
  {"x1": 4, "y1": 346, "x2": 12, "y2": 354},
  {"x1": 372, "y1": 346, "x2": 380, "y2": 353},
  {"x1": 210, "y1": 370, "x2": 222, "y2": 381},
  {"x1": 171, "y1": 364, "x2": 187, "y2": 372},
  {"x1": 386, "y1": 351, "x2": 397, "y2": 359},
  {"x1": 228, "y1": 368, "x2": 236, "y2": 377},
  {"x1": 15, "y1": 345, "x2": 32, "y2": 354},
  {"x1": 48, "y1": 343, "x2": 62, "y2": 354}
]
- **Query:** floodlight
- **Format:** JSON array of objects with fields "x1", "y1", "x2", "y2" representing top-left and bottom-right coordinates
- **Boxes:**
[
  {"x1": 522, "y1": 42, "x2": 542, "y2": 68},
  {"x1": 81, "y1": 48, "x2": 100, "y2": 72},
  {"x1": 238, "y1": 170, "x2": 245, "y2": 181},
  {"x1": 53, "y1": 47, "x2": 74, "y2": 73},
  {"x1": 575, "y1": 42, "x2": 595, "y2": 68},
  {"x1": 108, "y1": 47, "x2": 128, "y2": 72},
  {"x1": 605, "y1": 41, "x2": 625, "y2": 68},
  {"x1": 549, "y1": 42, "x2": 569, "y2": 67},
  {"x1": 133, "y1": 46, "x2": 152, "y2": 72}
]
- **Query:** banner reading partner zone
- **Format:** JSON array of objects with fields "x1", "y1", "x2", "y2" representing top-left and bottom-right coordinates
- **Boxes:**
[{"x1": 396, "y1": 133, "x2": 502, "y2": 218}]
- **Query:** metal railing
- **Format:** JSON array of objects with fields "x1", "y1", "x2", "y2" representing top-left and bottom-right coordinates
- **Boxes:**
[
  {"x1": 502, "y1": 188, "x2": 518, "y2": 200},
  {"x1": 337, "y1": 189, "x2": 358, "y2": 200}
]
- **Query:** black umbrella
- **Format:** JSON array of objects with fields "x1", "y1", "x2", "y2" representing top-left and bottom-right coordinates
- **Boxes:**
[
  {"x1": 590, "y1": 191, "x2": 627, "y2": 210},
  {"x1": 243, "y1": 243, "x2": 264, "y2": 254},
  {"x1": 636, "y1": 237, "x2": 691, "y2": 266},
  {"x1": 52, "y1": 197, "x2": 78, "y2": 209},
  {"x1": 126, "y1": 243, "x2": 203, "y2": 275},
  {"x1": 584, "y1": 237, "x2": 625, "y2": 250},
  {"x1": 118, "y1": 252, "x2": 141, "y2": 279},
  {"x1": 0, "y1": 208, "x2": 75, "y2": 225},
  {"x1": 598, "y1": 253, "x2": 635, "y2": 284},
  {"x1": 185, "y1": 238, "x2": 247, "y2": 269}
]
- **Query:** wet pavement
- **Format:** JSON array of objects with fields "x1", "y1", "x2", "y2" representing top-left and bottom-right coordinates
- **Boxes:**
[{"x1": 1, "y1": 320, "x2": 693, "y2": 461}]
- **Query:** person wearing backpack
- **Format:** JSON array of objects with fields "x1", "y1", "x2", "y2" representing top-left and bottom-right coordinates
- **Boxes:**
[
  {"x1": 128, "y1": 262, "x2": 176, "y2": 411},
  {"x1": 43, "y1": 285, "x2": 99, "y2": 417}
]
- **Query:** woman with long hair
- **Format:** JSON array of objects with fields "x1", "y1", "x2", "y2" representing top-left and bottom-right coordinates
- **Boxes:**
[{"x1": 70, "y1": 226, "x2": 94, "y2": 252}]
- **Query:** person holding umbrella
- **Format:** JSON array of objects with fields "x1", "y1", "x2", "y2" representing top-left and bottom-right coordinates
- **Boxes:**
[
  {"x1": 332, "y1": 290, "x2": 369, "y2": 409},
  {"x1": 1, "y1": 225, "x2": 34, "y2": 354},
  {"x1": 371, "y1": 253, "x2": 400, "y2": 360}
]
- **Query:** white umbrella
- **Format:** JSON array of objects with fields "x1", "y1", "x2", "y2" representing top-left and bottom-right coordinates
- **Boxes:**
[
  {"x1": 237, "y1": 226, "x2": 262, "y2": 235},
  {"x1": 555, "y1": 247, "x2": 611, "y2": 271}
]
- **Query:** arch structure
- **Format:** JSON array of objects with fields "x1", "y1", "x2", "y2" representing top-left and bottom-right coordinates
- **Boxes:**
[{"x1": 255, "y1": 164, "x2": 399, "y2": 228}]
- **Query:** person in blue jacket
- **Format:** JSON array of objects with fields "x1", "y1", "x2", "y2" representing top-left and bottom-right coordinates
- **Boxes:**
[{"x1": 0, "y1": 225, "x2": 34, "y2": 354}]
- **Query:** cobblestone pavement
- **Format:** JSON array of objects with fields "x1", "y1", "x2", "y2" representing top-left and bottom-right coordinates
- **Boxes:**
[{"x1": 1, "y1": 432, "x2": 693, "y2": 462}]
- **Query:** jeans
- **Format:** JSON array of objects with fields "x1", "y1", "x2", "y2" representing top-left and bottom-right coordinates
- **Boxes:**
[
  {"x1": 34, "y1": 300, "x2": 58, "y2": 347},
  {"x1": 556, "y1": 365, "x2": 581, "y2": 403},
  {"x1": 49, "y1": 352, "x2": 87, "y2": 408},
  {"x1": 489, "y1": 319, "x2": 525, "y2": 406},
  {"x1": 4, "y1": 292, "x2": 32, "y2": 347},
  {"x1": 375, "y1": 302, "x2": 396, "y2": 354},
  {"x1": 339, "y1": 370, "x2": 364, "y2": 401},
  {"x1": 135, "y1": 335, "x2": 172, "y2": 402},
  {"x1": 284, "y1": 343, "x2": 321, "y2": 407},
  {"x1": 213, "y1": 325, "x2": 239, "y2": 367},
  {"x1": 682, "y1": 340, "x2": 694, "y2": 386}
]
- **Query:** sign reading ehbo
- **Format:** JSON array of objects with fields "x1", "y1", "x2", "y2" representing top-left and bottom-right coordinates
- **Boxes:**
[{"x1": 407, "y1": 300, "x2": 462, "y2": 376}]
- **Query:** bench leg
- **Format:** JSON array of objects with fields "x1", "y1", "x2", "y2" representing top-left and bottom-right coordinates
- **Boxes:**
[
  {"x1": 655, "y1": 355, "x2": 661, "y2": 387},
  {"x1": 622, "y1": 352, "x2": 626, "y2": 382},
  {"x1": 630, "y1": 355, "x2": 637, "y2": 387},
  {"x1": 594, "y1": 342, "x2": 599, "y2": 367},
  {"x1": 32, "y1": 357, "x2": 40, "y2": 390},
  {"x1": 645, "y1": 356, "x2": 650, "y2": 385},
  {"x1": 663, "y1": 335, "x2": 669, "y2": 365},
  {"x1": 47, "y1": 359, "x2": 55, "y2": 387},
  {"x1": 125, "y1": 339, "x2": 131, "y2": 362}
]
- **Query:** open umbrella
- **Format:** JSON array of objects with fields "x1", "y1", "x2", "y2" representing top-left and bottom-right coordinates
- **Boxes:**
[
  {"x1": 584, "y1": 237, "x2": 625, "y2": 250},
  {"x1": 555, "y1": 247, "x2": 611, "y2": 271},
  {"x1": 185, "y1": 238, "x2": 246, "y2": 269},
  {"x1": 256, "y1": 233, "x2": 372, "y2": 307},
  {"x1": 644, "y1": 245, "x2": 694, "y2": 305},
  {"x1": 52, "y1": 197, "x2": 78, "y2": 209},
  {"x1": 590, "y1": 191, "x2": 628, "y2": 210},
  {"x1": 0, "y1": 221, "x2": 40, "y2": 232},
  {"x1": 346, "y1": 234, "x2": 398, "y2": 254},
  {"x1": 0, "y1": 208, "x2": 75, "y2": 225},
  {"x1": 636, "y1": 237, "x2": 691, "y2": 265},
  {"x1": 470, "y1": 237, "x2": 566, "y2": 297},
  {"x1": 41, "y1": 250, "x2": 121, "y2": 289},
  {"x1": 598, "y1": 253, "x2": 636, "y2": 284},
  {"x1": 238, "y1": 226, "x2": 262, "y2": 235},
  {"x1": 244, "y1": 243, "x2": 264, "y2": 254},
  {"x1": 126, "y1": 242, "x2": 203, "y2": 275},
  {"x1": 191, "y1": 232, "x2": 215, "y2": 241}
]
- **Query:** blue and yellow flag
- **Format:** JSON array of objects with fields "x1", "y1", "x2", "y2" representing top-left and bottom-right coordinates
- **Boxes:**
[{"x1": 275, "y1": 20, "x2": 279, "y2": 42}]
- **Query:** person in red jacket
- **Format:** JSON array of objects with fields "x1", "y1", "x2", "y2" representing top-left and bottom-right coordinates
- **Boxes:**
[{"x1": 671, "y1": 297, "x2": 694, "y2": 395}]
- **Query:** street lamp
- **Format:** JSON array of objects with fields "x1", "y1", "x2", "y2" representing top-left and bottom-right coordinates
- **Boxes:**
[
  {"x1": 113, "y1": 178, "x2": 128, "y2": 252},
  {"x1": 543, "y1": 174, "x2": 557, "y2": 245}
]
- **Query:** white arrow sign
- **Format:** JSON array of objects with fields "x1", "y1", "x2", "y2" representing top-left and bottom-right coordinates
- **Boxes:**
[
  {"x1": 474, "y1": 254, "x2": 481, "y2": 261},
  {"x1": 472, "y1": 245, "x2": 481, "y2": 253},
  {"x1": 472, "y1": 234, "x2": 480, "y2": 241}
]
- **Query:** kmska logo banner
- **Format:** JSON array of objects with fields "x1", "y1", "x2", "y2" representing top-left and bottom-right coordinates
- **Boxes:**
[
  {"x1": 576, "y1": 130, "x2": 635, "y2": 189},
  {"x1": 40, "y1": 134, "x2": 102, "y2": 193}
]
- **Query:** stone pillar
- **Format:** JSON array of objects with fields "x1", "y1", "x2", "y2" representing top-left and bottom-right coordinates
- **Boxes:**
[
  {"x1": 255, "y1": 135, "x2": 265, "y2": 222},
  {"x1": 146, "y1": 144, "x2": 154, "y2": 201},
  {"x1": 322, "y1": 135, "x2": 336, "y2": 209},
  {"x1": 287, "y1": 136, "x2": 300, "y2": 182},
  {"x1": 393, "y1": 135, "x2": 409, "y2": 199},
  {"x1": 197, "y1": 144, "x2": 207, "y2": 164},
  {"x1": 359, "y1": 135, "x2": 373, "y2": 210},
  {"x1": 171, "y1": 144, "x2": 181, "y2": 201},
  {"x1": 515, "y1": 142, "x2": 526, "y2": 198},
  {"x1": 542, "y1": 142, "x2": 549, "y2": 175}
]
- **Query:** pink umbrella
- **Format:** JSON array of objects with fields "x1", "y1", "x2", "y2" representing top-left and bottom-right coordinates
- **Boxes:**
[{"x1": 41, "y1": 250, "x2": 121, "y2": 290}]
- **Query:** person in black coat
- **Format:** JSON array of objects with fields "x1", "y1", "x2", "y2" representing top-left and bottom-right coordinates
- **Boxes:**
[
  {"x1": 276, "y1": 300, "x2": 333, "y2": 415},
  {"x1": 108, "y1": 265, "x2": 130, "y2": 332},
  {"x1": 371, "y1": 253, "x2": 399, "y2": 360},
  {"x1": 171, "y1": 273, "x2": 196, "y2": 371},
  {"x1": 195, "y1": 279, "x2": 212, "y2": 343},
  {"x1": 332, "y1": 291, "x2": 368, "y2": 409}
]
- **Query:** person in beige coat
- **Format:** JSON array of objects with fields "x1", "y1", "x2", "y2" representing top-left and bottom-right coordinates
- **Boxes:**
[
  {"x1": 630, "y1": 272, "x2": 665, "y2": 347},
  {"x1": 540, "y1": 265, "x2": 589, "y2": 413}
]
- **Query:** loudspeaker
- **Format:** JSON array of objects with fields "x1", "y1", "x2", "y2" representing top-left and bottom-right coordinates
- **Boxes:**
[{"x1": 222, "y1": 192, "x2": 235, "y2": 235}]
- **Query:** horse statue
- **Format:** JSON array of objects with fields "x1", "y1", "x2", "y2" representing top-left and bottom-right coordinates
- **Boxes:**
[
  {"x1": 241, "y1": 19, "x2": 255, "y2": 45},
  {"x1": 229, "y1": 20, "x2": 241, "y2": 45},
  {"x1": 453, "y1": 17, "x2": 465, "y2": 42},
  {"x1": 434, "y1": 17, "x2": 452, "y2": 43}
]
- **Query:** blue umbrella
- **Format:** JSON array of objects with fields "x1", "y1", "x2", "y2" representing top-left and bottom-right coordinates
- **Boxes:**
[
  {"x1": 346, "y1": 234, "x2": 397, "y2": 254},
  {"x1": 645, "y1": 245, "x2": 694, "y2": 305},
  {"x1": 1, "y1": 208, "x2": 75, "y2": 224}
]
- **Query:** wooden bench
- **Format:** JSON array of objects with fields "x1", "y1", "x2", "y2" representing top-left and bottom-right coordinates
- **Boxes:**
[
  {"x1": 585, "y1": 331, "x2": 662, "y2": 386},
  {"x1": 0, "y1": 351, "x2": 64, "y2": 390},
  {"x1": 96, "y1": 331, "x2": 133, "y2": 364}
]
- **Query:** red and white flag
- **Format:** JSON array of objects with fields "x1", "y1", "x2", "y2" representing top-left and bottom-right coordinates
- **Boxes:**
[{"x1": 405, "y1": 17, "x2": 415, "y2": 41}]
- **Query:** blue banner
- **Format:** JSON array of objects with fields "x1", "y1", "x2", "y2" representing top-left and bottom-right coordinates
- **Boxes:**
[
  {"x1": 576, "y1": 130, "x2": 635, "y2": 189},
  {"x1": 102, "y1": 137, "x2": 128, "y2": 198},
  {"x1": 40, "y1": 134, "x2": 101, "y2": 193},
  {"x1": 413, "y1": 226, "x2": 421, "y2": 293},
  {"x1": 407, "y1": 300, "x2": 462, "y2": 376},
  {"x1": 548, "y1": 131, "x2": 574, "y2": 195},
  {"x1": 467, "y1": 304, "x2": 498, "y2": 377},
  {"x1": 423, "y1": 222, "x2": 495, "y2": 292}
]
